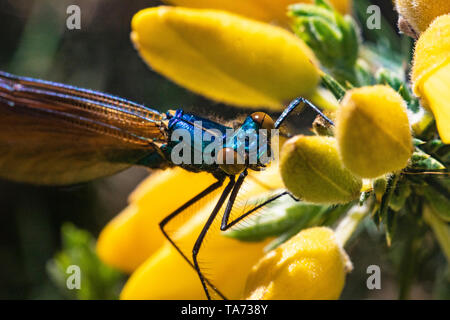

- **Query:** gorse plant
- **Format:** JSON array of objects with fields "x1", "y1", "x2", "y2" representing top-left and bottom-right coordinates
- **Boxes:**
[{"x1": 51, "y1": 0, "x2": 449, "y2": 300}]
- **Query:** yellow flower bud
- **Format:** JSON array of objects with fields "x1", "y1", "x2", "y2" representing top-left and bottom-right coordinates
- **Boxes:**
[
  {"x1": 412, "y1": 14, "x2": 450, "y2": 144},
  {"x1": 164, "y1": 0, "x2": 352, "y2": 27},
  {"x1": 131, "y1": 6, "x2": 320, "y2": 110},
  {"x1": 395, "y1": 0, "x2": 450, "y2": 35},
  {"x1": 280, "y1": 135, "x2": 362, "y2": 204},
  {"x1": 243, "y1": 227, "x2": 352, "y2": 300},
  {"x1": 336, "y1": 86, "x2": 413, "y2": 178}
]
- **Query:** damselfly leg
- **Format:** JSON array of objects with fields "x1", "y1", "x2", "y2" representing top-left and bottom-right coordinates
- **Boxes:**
[
  {"x1": 274, "y1": 97, "x2": 334, "y2": 129},
  {"x1": 159, "y1": 177, "x2": 228, "y2": 299}
]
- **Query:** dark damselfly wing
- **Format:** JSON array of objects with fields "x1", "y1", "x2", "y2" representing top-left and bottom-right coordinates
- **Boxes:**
[{"x1": 0, "y1": 71, "x2": 169, "y2": 185}]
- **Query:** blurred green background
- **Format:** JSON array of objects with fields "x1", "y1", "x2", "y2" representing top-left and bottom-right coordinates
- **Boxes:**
[{"x1": 0, "y1": 0, "x2": 440, "y2": 299}]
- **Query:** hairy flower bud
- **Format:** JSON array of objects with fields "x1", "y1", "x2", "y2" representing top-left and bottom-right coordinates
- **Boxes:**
[
  {"x1": 131, "y1": 6, "x2": 320, "y2": 109},
  {"x1": 244, "y1": 227, "x2": 352, "y2": 300},
  {"x1": 280, "y1": 135, "x2": 362, "y2": 204},
  {"x1": 394, "y1": 0, "x2": 450, "y2": 36},
  {"x1": 336, "y1": 86, "x2": 413, "y2": 178}
]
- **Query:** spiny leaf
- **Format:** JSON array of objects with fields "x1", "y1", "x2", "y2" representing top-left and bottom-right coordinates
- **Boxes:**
[{"x1": 411, "y1": 148, "x2": 446, "y2": 170}]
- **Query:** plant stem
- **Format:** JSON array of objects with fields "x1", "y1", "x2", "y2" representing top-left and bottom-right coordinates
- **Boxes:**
[{"x1": 335, "y1": 200, "x2": 371, "y2": 247}]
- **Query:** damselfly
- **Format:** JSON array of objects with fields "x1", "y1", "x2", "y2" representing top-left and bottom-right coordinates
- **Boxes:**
[{"x1": 0, "y1": 70, "x2": 333, "y2": 299}]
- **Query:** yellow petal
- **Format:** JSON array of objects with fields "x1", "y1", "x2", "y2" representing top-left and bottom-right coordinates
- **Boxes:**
[
  {"x1": 412, "y1": 14, "x2": 450, "y2": 143},
  {"x1": 120, "y1": 164, "x2": 284, "y2": 299},
  {"x1": 421, "y1": 63, "x2": 450, "y2": 144},
  {"x1": 131, "y1": 6, "x2": 320, "y2": 110},
  {"x1": 336, "y1": 85, "x2": 413, "y2": 178},
  {"x1": 96, "y1": 168, "x2": 216, "y2": 273},
  {"x1": 395, "y1": 0, "x2": 450, "y2": 34},
  {"x1": 120, "y1": 237, "x2": 271, "y2": 300},
  {"x1": 243, "y1": 227, "x2": 351, "y2": 300},
  {"x1": 164, "y1": 0, "x2": 352, "y2": 27}
]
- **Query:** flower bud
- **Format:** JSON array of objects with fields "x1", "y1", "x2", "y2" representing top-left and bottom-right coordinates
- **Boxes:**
[
  {"x1": 280, "y1": 135, "x2": 362, "y2": 204},
  {"x1": 243, "y1": 227, "x2": 352, "y2": 300},
  {"x1": 336, "y1": 86, "x2": 413, "y2": 178},
  {"x1": 164, "y1": 0, "x2": 352, "y2": 27},
  {"x1": 412, "y1": 14, "x2": 450, "y2": 143},
  {"x1": 131, "y1": 6, "x2": 320, "y2": 109},
  {"x1": 394, "y1": 0, "x2": 450, "y2": 36}
]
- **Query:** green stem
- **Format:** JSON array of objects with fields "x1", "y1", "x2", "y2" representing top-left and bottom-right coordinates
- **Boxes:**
[{"x1": 335, "y1": 200, "x2": 371, "y2": 247}]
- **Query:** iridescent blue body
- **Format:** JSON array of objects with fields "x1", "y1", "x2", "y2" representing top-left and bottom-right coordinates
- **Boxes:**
[{"x1": 147, "y1": 109, "x2": 270, "y2": 176}]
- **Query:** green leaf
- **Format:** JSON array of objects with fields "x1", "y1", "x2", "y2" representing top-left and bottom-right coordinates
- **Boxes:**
[
  {"x1": 377, "y1": 174, "x2": 400, "y2": 246},
  {"x1": 289, "y1": 1, "x2": 359, "y2": 75},
  {"x1": 265, "y1": 202, "x2": 353, "y2": 251},
  {"x1": 47, "y1": 223, "x2": 125, "y2": 300},
  {"x1": 225, "y1": 191, "x2": 352, "y2": 245},
  {"x1": 411, "y1": 148, "x2": 446, "y2": 171},
  {"x1": 375, "y1": 68, "x2": 420, "y2": 113},
  {"x1": 225, "y1": 197, "x2": 327, "y2": 242},
  {"x1": 389, "y1": 181, "x2": 411, "y2": 212},
  {"x1": 320, "y1": 73, "x2": 347, "y2": 100},
  {"x1": 413, "y1": 138, "x2": 426, "y2": 147},
  {"x1": 423, "y1": 186, "x2": 450, "y2": 222}
]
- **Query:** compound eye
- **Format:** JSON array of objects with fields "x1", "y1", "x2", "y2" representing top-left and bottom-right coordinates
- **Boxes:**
[
  {"x1": 216, "y1": 147, "x2": 245, "y2": 176},
  {"x1": 251, "y1": 112, "x2": 275, "y2": 130}
]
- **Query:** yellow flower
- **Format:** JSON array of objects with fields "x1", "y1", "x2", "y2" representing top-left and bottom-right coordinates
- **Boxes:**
[
  {"x1": 335, "y1": 85, "x2": 413, "y2": 178},
  {"x1": 395, "y1": 0, "x2": 450, "y2": 35},
  {"x1": 243, "y1": 227, "x2": 352, "y2": 300},
  {"x1": 96, "y1": 168, "x2": 216, "y2": 273},
  {"x1": 131, "y1": 6, "x2": 320, "y2": 110},
  {"x1": 412, "y1": 14, "x2": 450, "y2": 144},
  {"x1": 97, "y1": 163, "x2": 285, "y2": 299},
  {"x1": 280, "y1": 135, "x2": 362, "y2": 204},
  {"x1": 164, "y1": 0, "x2": 352, "y2": 27}
]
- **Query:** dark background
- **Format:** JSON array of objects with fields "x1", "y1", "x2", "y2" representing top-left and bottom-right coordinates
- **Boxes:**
[{"x1": 0, "y1": 0, "x2": 426, "y2": 300}]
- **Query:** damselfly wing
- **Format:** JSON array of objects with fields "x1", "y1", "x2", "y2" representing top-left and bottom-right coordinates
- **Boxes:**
[{"x1": 0, "y1": 71, "x2": 169, "y2": 185}]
